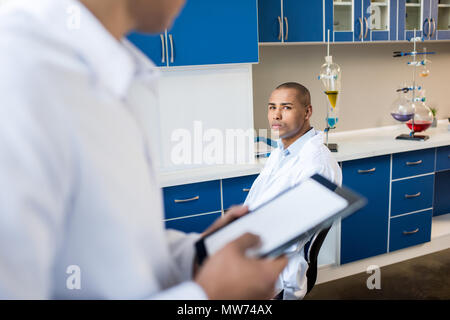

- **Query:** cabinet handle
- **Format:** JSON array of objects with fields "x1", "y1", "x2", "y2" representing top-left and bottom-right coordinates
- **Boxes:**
[
  {"x1": 169, "y1": 34, "x2": 174, "y2": 63},
  {"x1": 357, "y1": 168, "x2": 376, "y2": 174},
  {"x1": 430, "y1": 18, "x2": 436, "y2": 38},
  {"x1": 403, "y1": 228, "x2": 419, "y2": 235},
  {"x1": 405, "y1": 192, "x2": 421, "y2": 199},
  {"x1": 160, "y1": 34, "x2": 166, "y2": 64},
  {"x1": 406, "y1": 160, "x2": 423, "y2": 166},
  {"x1": 364, "y1": 17, "x2": 369, "y2": 39},
  {"x1": 358, "y1": 18, "x2": 363, "y2": 40},
  {"x1": 278, "y1": 16, "x2": 282, "y2": 41},
  {"x1": 242, "y1": 188, "x2": 250, "y2": 192},
  {"x1": 284, "y1": 17, "x2": 289, "y2": 41},
  {"x1": 423, "y1": 18, "x2": 430, "y2": 39},
  {"x1": 174, "y1": 195, "x2": 199, "y2": 203}
]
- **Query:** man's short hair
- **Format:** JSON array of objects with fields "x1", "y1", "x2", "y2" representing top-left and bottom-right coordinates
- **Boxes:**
[{"x1": 275, "y1": 82, "x2": 311, "y2": 107}]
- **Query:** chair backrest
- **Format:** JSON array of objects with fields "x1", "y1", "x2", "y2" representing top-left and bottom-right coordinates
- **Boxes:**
[{"x1": 304, "y1": 227, "x2": 331, "y2": 295}]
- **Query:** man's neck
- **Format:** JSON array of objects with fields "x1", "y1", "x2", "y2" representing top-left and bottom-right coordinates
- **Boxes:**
[
  {"x1": 79, "y1": 0, "x2": 135, "y2": 40},
  {"x1": 281, "y1": 125, "x2": 312, "y2": 150}
]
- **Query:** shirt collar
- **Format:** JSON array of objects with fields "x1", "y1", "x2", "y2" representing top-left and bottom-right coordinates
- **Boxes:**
[
  {"x1": 26, "y1": 0, "x2": 159, "y2": 98},
  {"x1": 277, "y1": 127, "x2": 316, "y2": 157}
]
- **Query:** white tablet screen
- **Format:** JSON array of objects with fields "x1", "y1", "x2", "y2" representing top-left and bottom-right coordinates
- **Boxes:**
[{"x1": 204, "y1": 178, "x2": 349, "y2": 257}]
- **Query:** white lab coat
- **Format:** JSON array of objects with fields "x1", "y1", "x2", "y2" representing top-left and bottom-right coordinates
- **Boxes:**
[
  {"x1": 245, "y1": 128, "x2": 342, "y2": 300},
  {"x1": 0, "y1": 0, "x2": 206, "y2": 299}
]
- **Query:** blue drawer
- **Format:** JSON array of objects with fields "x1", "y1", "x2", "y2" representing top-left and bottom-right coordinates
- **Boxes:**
[
  {"x1": 389, "y1": 210, "x2": 432, "y2": 252},
  {"x1": 391, "y1": 174, "x2": 434, "y2": 217},
  {"x1": 165, "y1": 212, "x2": 221, "y2": 233},
  {"x1": 392, "y1": 148, "x2": 435, "y2": 179},
  {"x1": 163, "y1": 180, "x2": 221, "y2": 219},
  {"x1": 340, "y1": 155, "x2": 390, "y2": 264},
  {"x1": 436, "y1": 146, "x2": 450, "y2": 172},
  {"x1": 222, "y1": 174, "x2": 258, "y2": 210}
]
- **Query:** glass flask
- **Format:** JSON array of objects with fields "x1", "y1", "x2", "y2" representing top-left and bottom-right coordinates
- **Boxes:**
[
  {"x1": 390, "y1": 90, "x2": 414, "y2": 122},
  {"x1": 319, "y1": 56, "x2": 341, "y2": 129},
  {"x1": 406, "y1": 101, "x2": 433, "y2": 132}
]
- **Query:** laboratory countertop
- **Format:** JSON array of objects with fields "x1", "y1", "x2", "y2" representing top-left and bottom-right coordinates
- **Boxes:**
[{"x1": 158, "y1": 120, "x2": 450, "y2": 187}]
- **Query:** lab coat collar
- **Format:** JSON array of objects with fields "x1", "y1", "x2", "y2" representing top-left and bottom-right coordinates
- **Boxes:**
[
  {"x1": 277, "y1": 127, "x2": 316, "y2": 157},
  {"x1": 25, "y1": 0, "x2": 159, "y2": 98}
]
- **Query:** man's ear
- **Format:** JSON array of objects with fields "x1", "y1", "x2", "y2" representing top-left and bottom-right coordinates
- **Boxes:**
[{"x1": 305, "y1": 105, "x2": 313, "y2": 120}]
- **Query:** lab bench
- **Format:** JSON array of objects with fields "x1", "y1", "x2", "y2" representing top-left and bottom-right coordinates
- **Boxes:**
[{"x1": 158, "y1": 120, "x2": 450, "y2": 267}]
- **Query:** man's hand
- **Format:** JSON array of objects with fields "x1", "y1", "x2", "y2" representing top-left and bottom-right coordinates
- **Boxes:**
[{"x1": 194, "y1": 233, "x2": 288, "y2": 300}]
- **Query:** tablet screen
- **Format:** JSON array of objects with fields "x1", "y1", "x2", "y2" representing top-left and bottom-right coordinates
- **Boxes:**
[{"x1": 203, "y1": 177, "x2": 349, "y2": 258}]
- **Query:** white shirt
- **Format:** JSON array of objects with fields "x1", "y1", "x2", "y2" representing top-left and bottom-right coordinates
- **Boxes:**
[
  {"x1": 245, "y1": 128, "x2": 342, "y2": 300},
  {"x1": 0, "y1": 0, "x2": 207, "y2": 299}
]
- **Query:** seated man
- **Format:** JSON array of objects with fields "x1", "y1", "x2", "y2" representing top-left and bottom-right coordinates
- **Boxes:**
[{"x1": 244, "y1": 82, "x2": 342, "y2": 300}]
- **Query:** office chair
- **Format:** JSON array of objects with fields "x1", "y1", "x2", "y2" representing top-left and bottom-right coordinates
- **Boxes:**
[
  {"x1": 304, "y1": 226, "x2": 331, "y2": 295},
  {"x1": 273, "y1": 226, "x2": 331, "y2": 299}
]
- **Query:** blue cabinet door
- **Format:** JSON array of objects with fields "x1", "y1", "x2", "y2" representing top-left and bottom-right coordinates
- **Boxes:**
[
  {"x1": 163, "y1": 180, "x2": 221, "y2": 219},
  {"x1": 435, "y1": 0, "x2": 450, "y2": 40},
  {"x1": 165, "y1": 212, "x2": 221, "y2": 233},
  {"x1": 167, "y1": 0, "x2": 259, "y2": 66},
  {"x1": 222, "y1": 175, "x2": 258, "y2": 211},
  {"x1": 398, "y1": 0, "x2": 428, "y2": 41},
  {"x1": 391, "y1": 174, "x2": 434, "y2": 217},
  {"x1": 341, "y1": 155, "x2": 390, "y2": 264},
  {"x1": 434, "y1": 170, "x2": 450, "y2": 217},
  {"x1": 366, "y1": 0, "x2": 397, "y2": 41},
  {"x1": 258, "y1": 0, "x2": 283, "y2": 42},
  {"x1": 127, "y1": 33, "x2": 167, "y2": 67},
  {"x1": 389, "y1": 209, "x2": 432, "y2": 252},
  {"x1": 330, "y1": 0, "x2": 364, "y2": 42},
  {"x1": 436, "y1": 146, "x2": 450, "y2": 172},
  {"x1": 392, "y1": 148, "x2": 436, "y2": 180},
  {"x1": 283, "y1": 0, "x2": 324, "y2": 42}
]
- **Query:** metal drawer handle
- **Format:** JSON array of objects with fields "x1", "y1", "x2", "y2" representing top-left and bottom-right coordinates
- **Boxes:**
[
  {"x1": 284, "y1": 17, "x2": 289, "y2": 41},
  {"x1": 358, "y1": 18, "x2": 363, "y2": 40},
  {"x1": 160, "y1": 34, "x2": 165, "y2": 63},
  {"x1": 403, "y1": 228, "x2": 419, "y2": 235},
  {"x1": 242, "y1": 188, "x2": 250, "y2": 192},
  {"x1": 406, "y1": 160, "x2": 423, "y2": 166},
  {"x1": 169, "y1": 34, "x2": 174, "y2": 63},
  {"x1": 278, "y1": 16, "x2": 282, "y2": 40},
  {"x1": 430, "y1": 18, "x2": 436, "y2": 38},
  {"x1": 174, "y1": 195, "x2": 199, "y2": 203},
  {"x1": 364, "y1": 17, "x2": 369, "y2": 39},
  {"x1": 405, "y1": 192, "x2": 421, "y2": 199},
  {"x1": 357, "y1": 168, "x2": 376, "y2": 174}
]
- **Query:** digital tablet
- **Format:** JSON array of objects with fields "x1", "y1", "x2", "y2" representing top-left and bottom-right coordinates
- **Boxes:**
[{"x1": 195, "y1": 174, "x2": 366, "y2": 265}]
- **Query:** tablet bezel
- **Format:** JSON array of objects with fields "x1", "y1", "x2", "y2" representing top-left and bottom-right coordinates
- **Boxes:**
[{"x1": 195, "y1": 174, "x2": 367, "y2": 265}]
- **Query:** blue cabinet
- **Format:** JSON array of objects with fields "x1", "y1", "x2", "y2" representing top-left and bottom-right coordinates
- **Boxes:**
[
  {"x1": 391, "y1": 174, "x2": 434, "y2": 217},
  {"x1": 258, "y1": 0, "x2": 323, "y2": 43},
  {"x1": 392, "y1": 148, "x2": 435, "y2": 180},
  {"x1": 222, "y1": 174, "x2": 258, "y2": 210},
  {"x1": 436, "y1": 146, "x2": 450, "y2": 172},
  {"x1": 330, "y1": 0, "x2": 366, "y2": 42},
  {"x1": 434, "y1": 170, "x2": 450, "y2": 217},
  {"x1": 129, "y1": 0, "x2": 259, "y2": 67},
  {"x1": 341, "y1": 155, "x2": 390, "y2": 264},
  {"x1": 398, "y1": 0, "x2": 430, "y2": 41},
  {"x1": 165, "y1": 212, "x2": 221, "y2": 233},
  {"x1": 163, "y1": 180, "x2": 221, "y2": 219},
  {"x1": 435, "y1": 0, "x2": 450, "y2": 40},
  {"x1": 366, "y1": 0, "x2": 398, "y2": 41},
  {"x1": 389, "y1": 209, "x2": 432, "y2": 252},
  {"x1": 127, "y1": 33, "x2": 167, "y2": 67}
]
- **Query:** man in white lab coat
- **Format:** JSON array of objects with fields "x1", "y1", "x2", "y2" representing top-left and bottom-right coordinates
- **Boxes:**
[
  {"x1": 0, "y1": 0, "x2": 287, "y2": 299},
  {"x1": 245, "y1": 82, "x2": 342, "y2": 300}
]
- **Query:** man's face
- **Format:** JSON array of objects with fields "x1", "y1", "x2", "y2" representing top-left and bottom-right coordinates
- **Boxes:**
[
  {"x1": 129, "y1": 0, "x2": 186, "y2": 33},
  {"x1": 267, "y1": 88, "x2": 311, "y2": 139}
]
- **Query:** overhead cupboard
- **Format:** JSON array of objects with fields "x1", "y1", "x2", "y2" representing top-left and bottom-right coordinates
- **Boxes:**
[
  {"x1": 258, "y1": 0, "x2": 450, "y2": 43},
  {"x1": 127, "y1": 0, "x2": 259, "y2": 67}
]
